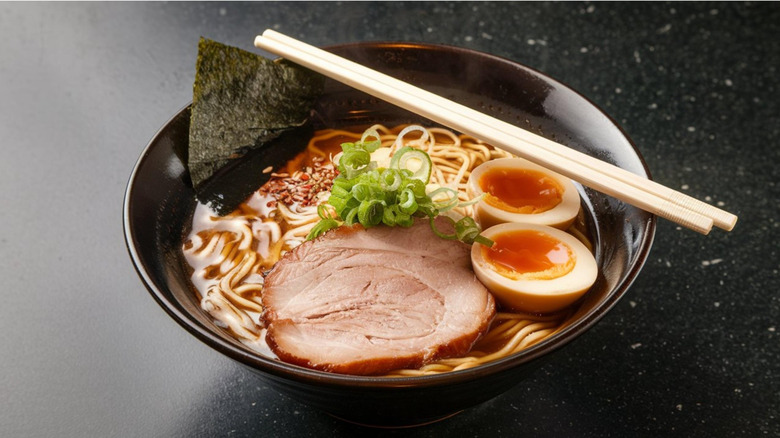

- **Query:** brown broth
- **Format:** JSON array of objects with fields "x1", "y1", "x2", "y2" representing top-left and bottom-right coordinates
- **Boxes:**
[{"x1": 183, "y1": 125, "x2": 595, "y2": 373}]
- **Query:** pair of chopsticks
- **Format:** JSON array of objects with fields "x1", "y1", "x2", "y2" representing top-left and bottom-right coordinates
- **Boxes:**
[{"x1": 255, "y1": 30, "x2": 737, "y2": 234}]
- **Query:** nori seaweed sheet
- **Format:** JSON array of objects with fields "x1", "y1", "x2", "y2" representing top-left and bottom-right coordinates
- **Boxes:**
[
  {"x1": 188, "y1": 37, "x2": 324, "y2": 191},
  {"x1": 195, "y1": 123, "x2": 314, "y2": 216}
]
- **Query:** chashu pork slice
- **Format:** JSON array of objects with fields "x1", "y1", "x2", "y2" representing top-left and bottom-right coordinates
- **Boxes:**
[{"x1": 261, "y1": 218, "x2": 496, "y2": 375}]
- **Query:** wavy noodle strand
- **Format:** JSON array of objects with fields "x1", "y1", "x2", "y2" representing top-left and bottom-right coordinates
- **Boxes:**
[{"x1": 182, "y1": 124, "x2": 589, "y2": 376}]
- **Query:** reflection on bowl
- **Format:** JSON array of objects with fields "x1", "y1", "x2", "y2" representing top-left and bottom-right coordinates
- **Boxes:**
[{"x1": 123, "y1": 42, "x2": 655, "y2": 427}]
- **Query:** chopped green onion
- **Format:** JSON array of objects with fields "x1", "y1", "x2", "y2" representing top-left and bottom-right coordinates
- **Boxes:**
[
  {"x1": 389, "y1": 146, "x2": 432, "y2": 182},
  {"x1": 398, "y1": 188, "x2": 417, "y2": 213},
  {"x1": 429, "y1": 215, "x2": 494, "y2": 247},
  {"x1": 430, "y1": 215, "x2": 458, "y2": 240},
  {"x1": 306, "y1": 204, "x2": 343, "y2": 240},
  {"x1": 306, "y1": 127, "x2": 492, "y2": 248},
  {"x1": 343, "y1": 206, "x2": 359, "y2": 225},
  {"x1": 381, "y1": 168, "x2": 402, "y2": 191},
  {"x1": 330, "y1": 184, "x2": 350, "y2": 199},
  {"x1": 428, "y1": 187, "x2": 460, "y2": 212},
  {"x1": 358, "y1": 199, "x2": 385, "y2": 226},
  {"x1": 359, "y1": 128, "x2": 382, "y2": 152}
]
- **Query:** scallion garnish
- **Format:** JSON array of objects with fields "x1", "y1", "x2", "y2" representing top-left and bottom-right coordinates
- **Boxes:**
[{"x1": 306, "y1": 128, "x2": 492, "y2": 247}]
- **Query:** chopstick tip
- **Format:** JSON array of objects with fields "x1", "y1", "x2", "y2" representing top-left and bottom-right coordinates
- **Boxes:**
[{"x1": 718, "y1": 214, "x2": 738, "y2": 232}]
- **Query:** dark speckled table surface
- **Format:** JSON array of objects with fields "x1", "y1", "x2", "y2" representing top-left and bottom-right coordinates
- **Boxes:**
[{"x1": 1, "y1": 2, "x2": 777, "y2": 437}]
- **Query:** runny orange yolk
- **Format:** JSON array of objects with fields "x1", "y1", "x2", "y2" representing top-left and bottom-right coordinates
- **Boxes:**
[
  {"x1": 479, "y1": 167, "x2": 563, "y2": 214},
  {"x1": 482, "y1": 229, "x2": 574, "y2": 280}
]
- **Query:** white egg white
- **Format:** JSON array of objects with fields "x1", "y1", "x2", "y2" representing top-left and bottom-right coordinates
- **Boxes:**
[
  {"x1": 467, "y1": 157, "x2": 581, "y2": 230},
  {"x1": 471, "y1": 222, "x2": 598, "y2": 314}
]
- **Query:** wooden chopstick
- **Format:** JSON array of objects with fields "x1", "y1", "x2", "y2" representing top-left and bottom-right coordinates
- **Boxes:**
[{"x1": 255, "y1": 30, "x2": 737, "y2": 234}]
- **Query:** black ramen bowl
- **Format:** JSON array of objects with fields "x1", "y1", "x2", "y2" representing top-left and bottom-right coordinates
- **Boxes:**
[{"x1": 124, "y1": 42, "x2": 655, "y2": 427}]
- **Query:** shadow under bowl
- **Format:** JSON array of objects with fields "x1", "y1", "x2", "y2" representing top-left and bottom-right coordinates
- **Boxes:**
[{"x1": 123, "y1": 42, "x2": 655, "y2": 427}]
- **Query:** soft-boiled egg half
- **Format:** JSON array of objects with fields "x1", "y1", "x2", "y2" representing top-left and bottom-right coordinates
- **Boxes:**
[
  {"x1": 471, "y1": 222, "x2": 598, "y2": 314},
  {"x1": 466, "y1": 158, "x2": 581, "y2": 230}
]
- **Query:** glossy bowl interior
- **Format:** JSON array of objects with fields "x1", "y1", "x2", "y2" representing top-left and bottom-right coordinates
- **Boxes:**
[{"x1": 124, "y1": 42, "x2": 655, "y2": 427}]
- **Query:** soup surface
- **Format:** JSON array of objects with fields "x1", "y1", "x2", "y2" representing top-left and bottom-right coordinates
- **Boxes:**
[{"x1": 182, "y1": 124, "x2": 591, "y2": 376}]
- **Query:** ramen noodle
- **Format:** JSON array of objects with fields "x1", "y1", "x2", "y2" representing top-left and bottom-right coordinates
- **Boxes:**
[{"x1": 182, "y1": 124, "x2": 587, "y2": 376}]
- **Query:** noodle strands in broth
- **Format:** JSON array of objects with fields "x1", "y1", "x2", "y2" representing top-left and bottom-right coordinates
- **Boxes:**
[{"x1": 182, "y1": 124, "x2": 594, "y2": 376}]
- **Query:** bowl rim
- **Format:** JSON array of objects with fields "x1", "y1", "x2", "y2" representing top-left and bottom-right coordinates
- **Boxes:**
[{"x1": 123, "y1": 40, "x2": 656, "y2": 388}]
